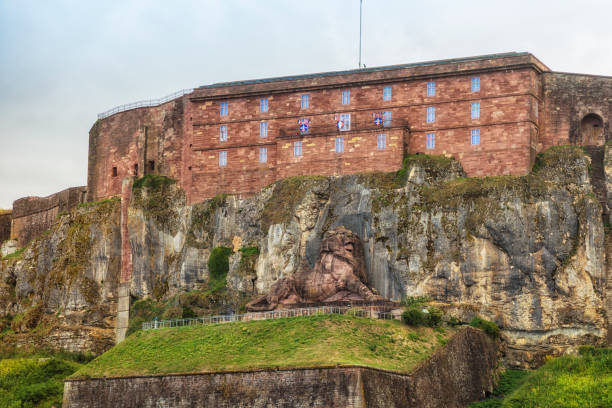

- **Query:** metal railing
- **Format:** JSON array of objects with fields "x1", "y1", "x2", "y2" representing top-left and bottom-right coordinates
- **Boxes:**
[
  {"x1": 98, "y1": 88, "x2": 194, "y2": 119},
  {"x1": 142, "y1": 305, "x2": 400, "y2": 330}
]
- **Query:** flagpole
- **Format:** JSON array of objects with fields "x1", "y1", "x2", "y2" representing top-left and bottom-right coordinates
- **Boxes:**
[{"x1": 359, "y1": 0, "x2": 363, "y2": 69}]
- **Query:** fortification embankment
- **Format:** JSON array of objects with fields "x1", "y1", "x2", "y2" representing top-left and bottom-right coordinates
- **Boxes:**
[
  {"x1": 10, "y1": 186, "x2": 86, "y2": 246},
  {"x1": 63, "y1": 327, "x2": 497, "y2": 408}
]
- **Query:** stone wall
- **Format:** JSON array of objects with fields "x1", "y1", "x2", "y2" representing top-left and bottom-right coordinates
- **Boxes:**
[
  {"x1": 87, "y1": 99, "x2": 185, "y2": 202},
  {"x1": 185, "y1": 55, "x2": 543, "y2": 203},
  {"x1": 89, "y1": 52, "x2": 548, "y2": 205},
  {"x1": 63, "y1": 327, "x2": 498, "y2": 408},
  {"x1": 541, "y1": 72, "x2": 612, "y2": 149},
  {"x1": 0, "y1": 211, "x2": 11, "y2": 244},
  {"x1": 10, "y1": 186, "x2": 86, "y2": 247}
]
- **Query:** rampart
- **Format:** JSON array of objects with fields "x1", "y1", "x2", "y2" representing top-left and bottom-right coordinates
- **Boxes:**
[
  {"x1": 0, "y1": 210, "x2": 11, "y2": 244},
  {"x1": 541, "y1": 72, "x2": 612, "y2": 148},
  {"x1": 64, "y1": 327, "x2": 498, "y2": 408},
  {"x1": 11, "y1": 186, "x2": 87, "y2": 246}
]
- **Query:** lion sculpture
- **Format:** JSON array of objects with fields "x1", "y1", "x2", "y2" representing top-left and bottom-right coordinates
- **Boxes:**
[{"x1": 246, "y1": 227, "x2": 381, "y2": 311}]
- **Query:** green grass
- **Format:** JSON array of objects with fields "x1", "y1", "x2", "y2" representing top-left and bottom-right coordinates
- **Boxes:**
[
  {"x1": 72, "y1": 314, "x2": 455, "y2": 379},
  {"x1": 470, "y1": 347, "x2": 612, "y2": 408},
  {"x1": 0, "y1": 353, "x2": 89, "y2": 408},
  {"x1": 2, "y1": 247, "x2": 24, "y2": 261}
]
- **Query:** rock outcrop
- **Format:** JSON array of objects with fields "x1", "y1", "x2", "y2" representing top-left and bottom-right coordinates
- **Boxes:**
[
  {"x1": 0, "y1": 199, "x2": 121, "y2": 354},
  {"x1": 1, "y1": 146, "x2": 609, "y2": 366}
]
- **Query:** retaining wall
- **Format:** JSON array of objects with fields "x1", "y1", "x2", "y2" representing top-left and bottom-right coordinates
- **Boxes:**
[{"x1": 64, "y1": 327, "x2": 498, "y2": 408}]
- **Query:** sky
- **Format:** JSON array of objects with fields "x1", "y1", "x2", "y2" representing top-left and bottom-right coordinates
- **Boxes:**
[{"x1": 1, "y1": 0, "x2": 611, "y2": 209}]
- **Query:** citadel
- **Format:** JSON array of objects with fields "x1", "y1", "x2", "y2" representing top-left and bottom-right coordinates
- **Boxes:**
[
  {"x1": 2, "y1": 52, "x2": 612, "y2": 407},
  {"x1": 2, "y1": 52, "x2": 611, "y2": 247}
]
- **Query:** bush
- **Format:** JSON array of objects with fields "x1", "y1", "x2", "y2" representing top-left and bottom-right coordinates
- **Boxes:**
[
  {"x1": 425, "y1": 307, "x2": 443, "y2": 327},
  {"x1": 469, "y1": 316, "x2": 500, "y2": 338},
  {"x1": 208, "y1": 246, "x2": 233, "y2": 282},
  {"x1": 447, "y1": 315, "x2": 462, "y2": 327},
  {"x1": 402, "y1": 307, "x2": 426, "y2": 326},
  {"x1": 402, "y1": 306, "x2": 443, "y2": 327}
]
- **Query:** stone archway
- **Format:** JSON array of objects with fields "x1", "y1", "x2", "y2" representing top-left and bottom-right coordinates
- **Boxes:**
[{"x1": 580, "y1": 113, "x2": 604, "y2": 146}]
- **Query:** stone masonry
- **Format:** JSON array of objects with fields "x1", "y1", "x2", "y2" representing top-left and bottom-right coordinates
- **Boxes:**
[{"x1": 86, "y1": 52, "x2": 611, "y2": 206}]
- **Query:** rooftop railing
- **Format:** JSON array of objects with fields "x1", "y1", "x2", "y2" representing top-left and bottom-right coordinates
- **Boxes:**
[
  {"x1": 97, "y1": 88, "x2": 194, "y2": 119},
  {"x1": 142, "y1": 305, "x2": 400, "y2": 330}
]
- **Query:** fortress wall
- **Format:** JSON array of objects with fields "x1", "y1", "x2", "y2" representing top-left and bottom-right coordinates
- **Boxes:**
[
  {"x1": 63, "y1": 327, "x2": 497, "y2": 408},
  {"x1": 87, "y1": 98, "x2": 186, "y2": 202},
  {"x1": 11, "y1": 186, "x2": 86, "y2": 247},
  {"x1": 0, "y1": 211, "x2": 11, "y2": 244},
  {"x1": 185, "y1": 57, "x2": 542, "y2": 203},
  {"x1": 541, "y1": 72, "x2": 612, "y2": 149},
  {"x1": 86, "y1": 54, "x2": 549, "y2": 205}
]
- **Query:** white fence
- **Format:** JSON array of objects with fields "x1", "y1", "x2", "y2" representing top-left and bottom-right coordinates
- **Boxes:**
[
  {"x1": 142, "y1": 305, "x2": 400, "y2": 330},
  {"x1": 97, "y1": 88, "x2": 194, "y2": 119}
]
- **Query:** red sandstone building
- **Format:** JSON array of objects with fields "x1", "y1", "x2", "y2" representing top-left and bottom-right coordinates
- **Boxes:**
[
  {"x1": 86, "y1": 52, "x2": 610, "y2": 205},
  {"x1": 4, "y1": 52, "x2": 611, "y2": 246}
]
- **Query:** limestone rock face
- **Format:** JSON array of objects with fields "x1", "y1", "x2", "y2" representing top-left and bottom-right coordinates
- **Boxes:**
[
  {"x1": 0, "y1": 147, "x2": 608, "y2": 364},
  {"x1": 0, "y1": 200, "x2": 121, "y2": 353}
]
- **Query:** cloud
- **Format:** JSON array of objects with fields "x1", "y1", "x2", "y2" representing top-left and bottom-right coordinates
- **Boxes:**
[{"x1": 0, "y1": 0, "x2": 610, "y2": 208}]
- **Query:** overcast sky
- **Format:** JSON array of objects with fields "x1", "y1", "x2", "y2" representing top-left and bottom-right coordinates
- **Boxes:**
[{"x1": 1, "y1": 0, "x2": 611, "y2": 208}]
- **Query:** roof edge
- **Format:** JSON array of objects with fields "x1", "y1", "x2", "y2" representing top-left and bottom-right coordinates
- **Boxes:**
[{"x1": 199, "y1": 52, "x2": 534, "y2": 89}]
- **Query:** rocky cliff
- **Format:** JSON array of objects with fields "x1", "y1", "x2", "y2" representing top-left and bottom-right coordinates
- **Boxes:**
[
  {"x1": 0, "y1": 199, "x2": 121, "y2": 354},
  {"x1": 1, "y1": 146, "x2": 609, "y2": 366}
]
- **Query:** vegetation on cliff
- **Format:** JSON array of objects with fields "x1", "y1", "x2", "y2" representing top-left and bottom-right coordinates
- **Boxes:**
[
  {"x1": 470, "y1": 347, "x2": 611, "y2": 408},
  {"x1": 132, "y1": 174, "x2": 184, "y2": 234},
  {"x1": 72, "y1": 314, "x2": 455, "y2": 378}
]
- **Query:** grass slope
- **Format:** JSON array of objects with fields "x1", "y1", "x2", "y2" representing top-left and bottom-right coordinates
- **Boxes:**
[
  {"x1": 0, "y1": 355, "x2": 86, "y2": 408},
  {"x1": 470, "y1": 347, "x2": 612, "y2": 408},
  {"x1": 72, "y1": 314, "x2": 454, "y2": 379}
]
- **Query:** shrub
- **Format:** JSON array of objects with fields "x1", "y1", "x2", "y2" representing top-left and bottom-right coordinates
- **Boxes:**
[
  {"x1": 425, "y1": 307, "x2": 443, "y2": 327},
  {"x1": 208, "y1": 246, "x2": 233, "y2": 282},
  {"x1": 402, "y1": 306, "x2": 442, "y2": 327},
  {"x1": 401, "y1": 295, "x2": 430, "y2": 308},
  {"x1": 469, "y1": 316, "x2": 500, "y2": 338},
  {"x1": 447, "y1": 315, "x2": 462, "y2": 327},
  {"x1": 402, "y1": 307, "x2": 426, "y2": 326}
]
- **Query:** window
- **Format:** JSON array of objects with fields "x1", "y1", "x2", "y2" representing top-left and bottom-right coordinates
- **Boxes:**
[
  {"x1": 426, "y1": 133, "x2": 435, "y2": 149},
  {"x1": 294, "y1": 141, "x2": 302, "y2": 157},
  {"x1": 383, "y1": 86, "x2": 392, "y2": 101},
  {"x1": 133, "y1": 163, "x2": 138, "y2": 176},
  {"x1": 471, "y1": 128, "x2": 480, "y2": 145},
  {"x1": 335, "y1": 137, "x2": 344, "y2": 153},
  {"x1": 260, "y1": 98, "x2": 269, "y2": 113},
  {"x1": 220, "y1": 101, "x2": 228, "y2": 116},
  {"x1": 301, "y1": 94, "x2": 309, "y2": 109},
  {"x1": 377, "y1": 133, "x2": 387, "y2": 150},
  {"x1": 112, "y1": 167, "x2": 117, "y2": 177},
  {"x1": 383, "y1": 111, "x2": 392, "y2": 127},
  {"x1": 339, "y1": 113, "x2": 351, "y2": 131},
  {"x1": 260, "y1": 121, "x2": 268, "y2": 138},
  {"x1": 426, "y1": 107, "x2": 435, "y2": 123},
  {"x1": 471, "y1": 102, "x2": 480, "y2": 119},
  {"x1": 220, "y1": 125, "x2": 228, "y2": 141},
  {"x1": 471, "y1": 77, "x2": 480, "y2": 92},
  {"x1": 219, "y1": 151, "x2": 227, "y2": 166},
  {"x1": 259, "y1": 147, "x2": 267, "y2": 163},
  {"x1": 341, "y1": 89, "x2": 350, "y2": 105},
  {"x1": 427, "y1": 81, "x2": 436, "y2": 97},
  {"x1": 148, "y1": 160, "x2": 155, "y2": 171}
]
